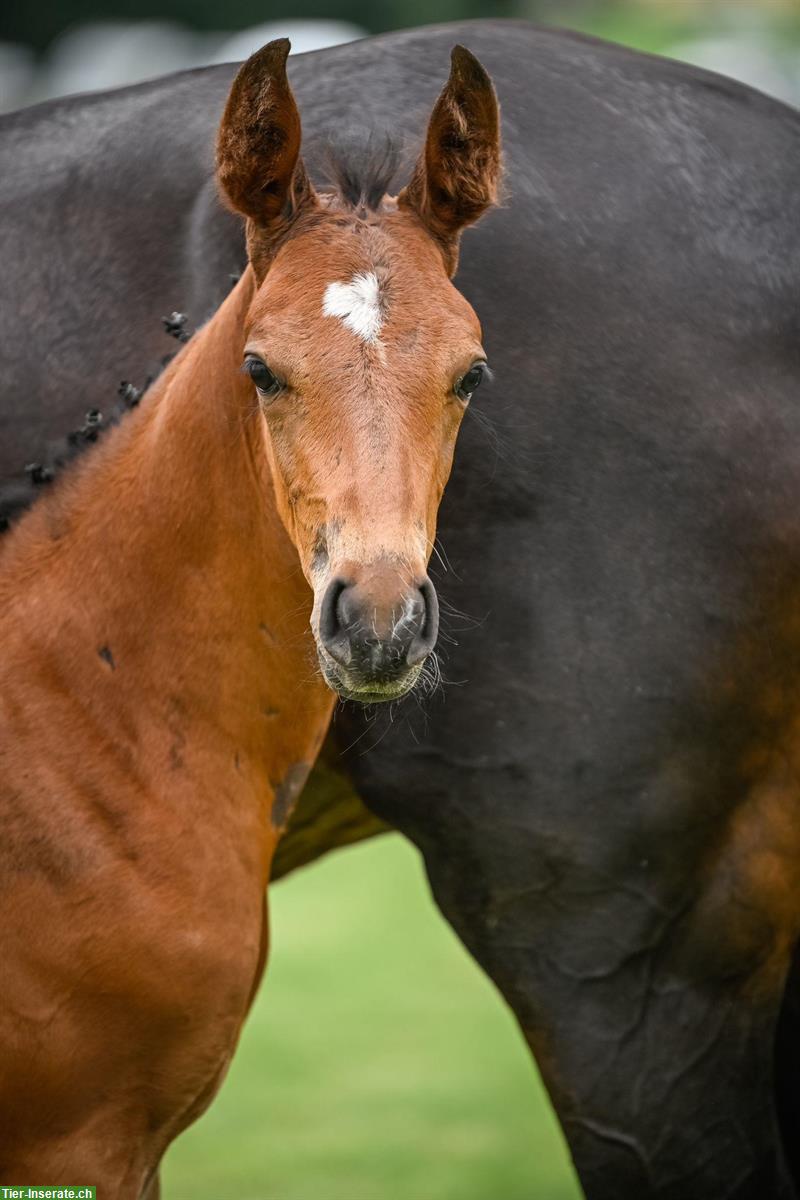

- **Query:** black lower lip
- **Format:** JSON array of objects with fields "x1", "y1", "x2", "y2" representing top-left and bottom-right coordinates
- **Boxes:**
[
  {"x1": 339, "y1": 688, "x2": 409, "y2": 705},
  {"x1": 321, "y1": 664, "x2": 415, "y2": 706}
]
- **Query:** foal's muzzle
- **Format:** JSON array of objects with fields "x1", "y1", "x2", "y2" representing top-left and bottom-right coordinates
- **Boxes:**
[{"x1": 317, "y1": 572, "x2": 439, "y2": 703}]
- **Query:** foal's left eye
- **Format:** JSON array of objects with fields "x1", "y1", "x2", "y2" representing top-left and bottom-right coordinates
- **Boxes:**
[
  {"x1": 244, "y1": 355, "x2": 282, "y2": 398},
  {"x1": 455, "y1": 362, "x2": 488, "y2": 402}
]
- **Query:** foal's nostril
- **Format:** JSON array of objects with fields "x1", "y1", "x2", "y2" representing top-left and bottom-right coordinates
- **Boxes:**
[
  {"x1": 319, "y1": 577, "x2": 352, "y2": 667},
  {"x1": 318, "y1": 573, "x2": 439, "y2": 681},
  {"x1": 335, "y1": 583, "x2": 363, "y2": 635},
  {"x1": 406, "y1": 578, "x2": 439, "y2": 667}
]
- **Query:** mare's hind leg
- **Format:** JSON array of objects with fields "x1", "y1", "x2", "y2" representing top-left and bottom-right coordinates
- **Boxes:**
[{"x1": 340, "y1": 718, "x2": 799, "y2": 1199}]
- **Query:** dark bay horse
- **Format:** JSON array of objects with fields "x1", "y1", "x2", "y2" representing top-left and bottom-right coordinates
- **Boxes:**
[
  {"x1": 0, "y1": 40, "x2": 500, "y2": 1188},
  {"x1": 3, "y1": 18, "x2": 800, "y2": 1199}
]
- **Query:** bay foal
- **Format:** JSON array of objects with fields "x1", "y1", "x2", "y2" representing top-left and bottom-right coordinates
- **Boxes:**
[{"x1": 0, "y1": 39, "x2": 500, "y2": 1192}]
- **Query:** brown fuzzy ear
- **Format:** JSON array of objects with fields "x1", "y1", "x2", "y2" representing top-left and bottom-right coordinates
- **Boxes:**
[
  {"x1": 398, "y1": 45, "x2": 501, "y2": 275},
  {"x1": 216, "y1": 38, "x2": 317, "y2": 276}
]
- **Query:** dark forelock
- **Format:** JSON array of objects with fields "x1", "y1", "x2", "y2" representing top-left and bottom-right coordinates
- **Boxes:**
[{"x1": 318, "y1": 132, "x2": 405, "y2": 212}]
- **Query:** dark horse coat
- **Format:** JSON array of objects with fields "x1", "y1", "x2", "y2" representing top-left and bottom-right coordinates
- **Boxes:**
[{"x1": 3, "y1": 20, "x2": 800, "y2": 1199}]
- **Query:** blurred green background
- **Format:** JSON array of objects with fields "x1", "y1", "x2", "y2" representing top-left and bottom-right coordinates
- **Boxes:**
[
  {"x1": 3, "y1": 0, "x2": 800, "y2": 57},
  {"x1": 162, "y1": 835, "x2": 580, "y2": 1199},
  {"x1": 1, "y1": 2, "x2": 800, "y2": 112}
]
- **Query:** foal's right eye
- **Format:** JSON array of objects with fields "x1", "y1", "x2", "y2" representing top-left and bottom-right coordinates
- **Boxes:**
[
  {"x1": 455, "y1": 362, "x2": 488, "y2": 403},
  {"x1": 244, "y1": 355, "x2": 282, "y2": 398}
]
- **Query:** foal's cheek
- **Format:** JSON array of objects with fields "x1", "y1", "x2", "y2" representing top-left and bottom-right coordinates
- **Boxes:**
[
  {"x1": 273, "y1": 468, "x2": 328, "y2": 582},
  {"x1": 261, "y1": 416, "x2": 302, "y2": 498},
  {"x1": 438, "y1": 409, "x2": 466, "y2": 482},
  {"x1": 257, "y1": 422, "x2": 308, "y2": 556}
]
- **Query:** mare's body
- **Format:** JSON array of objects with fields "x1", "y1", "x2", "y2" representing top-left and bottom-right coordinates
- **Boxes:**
[
  {"x1": 0, "y1": 272, "x2": 333, "y2": 1186},
  {"x1": 3, "y1": 20, "x2": 800, "y2": 1198}
]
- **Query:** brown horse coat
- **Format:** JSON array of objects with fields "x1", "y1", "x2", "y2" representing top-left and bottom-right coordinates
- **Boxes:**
[
  {"x1": 0, "y1": 274, "x2": 333, "y2": 1186},
  {"x1": 0, "y1": 38, "x2": 500, "y2": 1192}
]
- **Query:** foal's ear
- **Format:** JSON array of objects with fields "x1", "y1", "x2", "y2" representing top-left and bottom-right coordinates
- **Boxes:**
[
  {"x1": 398, "y1": 45, "x2": 501, "y2": 275},
  {"x1": 216, "y1": 38, "x2": 317, "y2": 277}
]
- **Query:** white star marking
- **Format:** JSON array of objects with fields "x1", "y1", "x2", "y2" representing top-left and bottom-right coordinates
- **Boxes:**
[{"x1": 322, "y1": 271, "x2": 383, "y2": 343}]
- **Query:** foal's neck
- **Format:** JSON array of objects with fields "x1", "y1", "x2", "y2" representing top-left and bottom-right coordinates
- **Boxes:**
[
  {"x1": 6, "y1": 270, "x2": 270, "y2": 569},
  {"x1": 2, "y1": 269, "x2": 331, "y2": 819}
]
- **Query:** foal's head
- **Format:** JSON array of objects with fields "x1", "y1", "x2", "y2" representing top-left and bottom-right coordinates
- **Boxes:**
[{"x1": 217, "y1": 39, "x2": 500, "y2": 703}]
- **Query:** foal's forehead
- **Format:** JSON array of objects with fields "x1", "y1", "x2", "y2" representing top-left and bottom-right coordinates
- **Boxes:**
[{"x1": 249, "y1": 212, "x2": 481, "y2": 341}]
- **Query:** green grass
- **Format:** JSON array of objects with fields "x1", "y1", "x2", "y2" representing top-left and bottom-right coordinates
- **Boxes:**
[
  {"x1": 162, "y1": 834, "x2": 580, "y2": 1200},
  {"x1": 566, "y1": 2, "x2": 800, "y2": 58}
]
